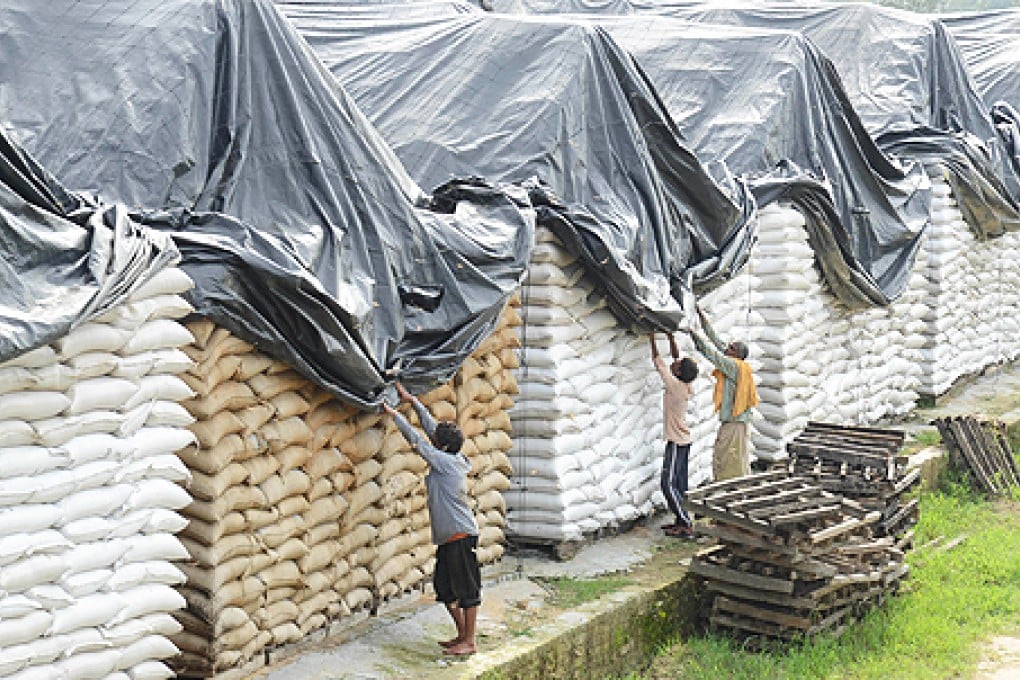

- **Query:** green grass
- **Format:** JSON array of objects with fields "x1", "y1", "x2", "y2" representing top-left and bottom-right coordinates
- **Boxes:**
[
  {"x1": 630, "y1": 482, "x2": 1020, "y2": 680},
  {"x1": 901, "y1": 428, "x2": 941, "y2": 455},
  {"x1": 536, "y1": 576, "x2": 633, "y2": 608}
]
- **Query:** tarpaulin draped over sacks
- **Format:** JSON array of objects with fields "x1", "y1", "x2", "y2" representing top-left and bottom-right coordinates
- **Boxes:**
[
  {"x1": 943, "y1": 10, "x2": 1020, "y2": 212},
  {"x1": 0, "y1": 0, "x2": 534, "y2": 408},
  {"x1": 0, "y1": 128, "x2": 178, "y2": 362},
  {"x1": 275, "y1": 6, "x2": 757, "y2": 329},
  {"x1": 587, "y1": 17, "x2": 931, "y2": 307},
  {"x1": 491, "y1": 1, "x2": 1020, "y2": 237}
]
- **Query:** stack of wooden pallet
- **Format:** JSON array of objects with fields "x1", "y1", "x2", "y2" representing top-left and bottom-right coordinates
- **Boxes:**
[
  {"x1": 684, "y1": 471, "x2": 908, "y2": 642},
  {"x1": 933, "y1": 416, "x2": 1020, "y2": 496},
  {"x1": 788, "y1": 422, "x2": 919, "y2": 545}
]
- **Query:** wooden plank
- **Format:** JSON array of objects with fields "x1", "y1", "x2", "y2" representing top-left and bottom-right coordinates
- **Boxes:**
[
  {"x1": 709, "y1": 612, "x2": 803, "y2": 640},
  {"x1": 808, "y1": 517, "x2": 862, "y2": 545},
  {"x1": 728, "y1": 484, "x2": 821, "y2": 513},
  {"x1": 892, "y1": 468, "x2": 921, "y2": 496},
  {"x1": 695, "y1": 523, "x2": 799, "y2": 556},
  {"x1": 794, "y1": 434, "x2": 897, "y2": 457},
  {"x1": 685, "y1": 470, "x2": 791, "y2": 501},
  {"x1": 804, "y1": 421, "x2": 905, "y2": 443},
  {"x1": 726, "y1": 545, "x2": 838, "y2": 579},
  {"x1": 690, "y1": 557, "x2": 795, "y2": 594},
  {"x1": 682, "y1": 500, "x2": 775, "y2": 533},
  {"x1": 768, "y1": 504, "x2": 843, "y2": 526},
  {"x1": 694, "y1": 477, "x2": 811, "y2": 507},
  {"x1": 705, "y1": 580, "x2": 817, "y2": 610},
  {"x1": 714, "y1": 596, "x2": 814, "y2": 631},
  {"x1": 787, "y1": 442, "x2": 891, "y2": 468}
]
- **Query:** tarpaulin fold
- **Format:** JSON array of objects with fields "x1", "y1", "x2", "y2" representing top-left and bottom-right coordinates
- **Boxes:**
[
  {"x1": 0, "y1": 0, "x2": 533, "y2": 407},
  {"x1": 587, "y1": 15, "x2": 931, "y2": 306},
  {"x1": 276, "y1": 7, "x2": 757, "y2": 330},
  {"x1": 0, "y1": 129, "x2": 179, "y2": 362}
]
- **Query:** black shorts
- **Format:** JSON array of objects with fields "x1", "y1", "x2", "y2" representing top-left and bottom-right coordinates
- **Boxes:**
[{"x1": 433, "y1": 534, "x2": 481, "y2": 609}]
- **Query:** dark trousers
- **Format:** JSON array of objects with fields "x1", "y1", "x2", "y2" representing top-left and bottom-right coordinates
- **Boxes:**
[{"x1": 661, "y1": 441, "x2": 692, "y2": 528}]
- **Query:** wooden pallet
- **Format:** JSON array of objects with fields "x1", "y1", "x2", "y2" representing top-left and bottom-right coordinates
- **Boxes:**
[{"x1": 934, "y1": 416, "x2": 1020, "y2": 496}]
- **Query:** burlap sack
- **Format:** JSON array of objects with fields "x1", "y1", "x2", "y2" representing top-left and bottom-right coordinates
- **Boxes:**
[
  {"x1": 249, "y1": 371, "x2": 309, "y2": 401},
  {"x1": 306, "y1": 477, "x2": 335, "y2": 502},
  {"x1": 242, "y1": 455, "x2": 281, "y2": 486},
  {"x1": 304, "y1": 448, "x2": 346, "y2": 479},
  {"x1": 188, "y1": 462, "x2": 248, "y2": 501},
  {"x1": 182, "y1": 511, "x2": 246, "y2": 547},
  {"x1": 191, "y1": 411, "x2": 245, "y2": 449},
  {"x1": 186, "y1": 381, "x2": 258, "y2": 420}
]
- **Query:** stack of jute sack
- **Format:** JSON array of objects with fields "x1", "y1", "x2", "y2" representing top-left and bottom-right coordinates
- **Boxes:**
[
  {"x1": 0, "y1": 267, "x2": 198, "y2": 680},
  {"x1": 747, "y1": 204, "x2": 925, "y2": 461},
  {"x1": 917, "y1": 175, "x2": 1020, "y2": 396},
  {"x1": 507, "y1": 226, "x2": 755, "y2": 545},
  {"x1": 171, "y1": 303, "x2": 520, "y2": 677}
]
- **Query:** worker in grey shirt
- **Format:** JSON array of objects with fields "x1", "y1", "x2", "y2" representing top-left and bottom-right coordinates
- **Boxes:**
[{"x1": 383, "y1": 382, "x2": 480, "y2": 656}]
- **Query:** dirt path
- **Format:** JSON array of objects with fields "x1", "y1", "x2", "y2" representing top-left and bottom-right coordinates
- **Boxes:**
[{"x1": 975, "y1": 636, "x2": 1020, "y2": 679}]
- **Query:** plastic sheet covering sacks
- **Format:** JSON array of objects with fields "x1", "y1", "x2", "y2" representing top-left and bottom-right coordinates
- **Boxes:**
[
  {"x1": 276, "y1": 6, "x2": 758, "y2": 327},
  {"x1": 0, "y1": 131, "x2": 200, "y2": 679},
  {"x1": 491, "y1": 0, "x2": 1020, "y2": 238},
  {"x1": 943, "y1": 10, "x2": 1020, "y2": 208},
  {"x1": 590, "y1": 15, "x2": 931, "y2": 308},
  {"x1": 0, "y1": 0, "x2": 533, "y2": 409}
]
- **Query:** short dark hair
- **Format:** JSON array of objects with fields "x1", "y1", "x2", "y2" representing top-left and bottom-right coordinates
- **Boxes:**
[
  {"x1": 672, "y1": 357, "x2": 698, "y2": 383},
  {"x1": 433, "y1": 421, "x2": 464, "y2": 453},
  {"x1": 729, "y1": 341, "x2": 749, "y2": 360}
]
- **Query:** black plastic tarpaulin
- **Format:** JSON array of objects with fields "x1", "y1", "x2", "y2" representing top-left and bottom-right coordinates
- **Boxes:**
[
  {"x1": 943, "y1": 10, "x2": 1020, "y2": 212},
  {"x1": 629, "y1": 2, "x2": 1020, "y2": 234},
  {"x1": 492, "y1": 0, "x2": 1020, "y2": 237},
  {"x1": 275, "y1": 7, "x2": 756, "y2": 329},
  {"x1": 0, "y1": 0, "x2": 534, "y2": 408},
  {"x1": 0, "y1": 129, "x2": 178, "y2": 363},
  {"x1": 590, "y1": 17, "x2": 931, "y2": 307}
]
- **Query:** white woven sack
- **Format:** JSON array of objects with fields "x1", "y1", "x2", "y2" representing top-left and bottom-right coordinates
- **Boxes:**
[
  {"x1": 119, "y1": 320, "x2": 195, "y2": 356},
  {"x1": 0, "y1": 346, "x2": 57, "y2": 369},
  {"x1": 127, "y1": 268, "x2": 193, "y2": 303},
  {"x1": 0, "y1": 392, "x2": 71, "y2": 422},
  {"x1": 65, "y1": 378, "x2": 139, "y2": 416}
]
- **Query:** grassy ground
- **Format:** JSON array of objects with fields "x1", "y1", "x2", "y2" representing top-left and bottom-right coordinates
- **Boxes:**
[
  {"x1": 629, "y1": 472, "x2": 1020, "y2": 679},
  {"x1": 535, "y1": 576, "x2": 634, "y2": 608}
]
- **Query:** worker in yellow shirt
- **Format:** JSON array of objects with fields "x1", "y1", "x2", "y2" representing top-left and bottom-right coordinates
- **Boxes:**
[{"x1": 687, "y1": 307, "x2": 758, "y2": 481}]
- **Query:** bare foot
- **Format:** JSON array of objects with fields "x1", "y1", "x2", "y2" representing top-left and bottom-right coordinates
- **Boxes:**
[
  {"x1": 444, "y1": 641, "x2": 476, "y2": 656},
  {"x1": 438, "y1": 638, "x2": 461, "y2": 649}
]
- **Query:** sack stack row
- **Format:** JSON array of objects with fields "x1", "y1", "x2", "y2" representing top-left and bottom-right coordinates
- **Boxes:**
[
  {"x1": 917, "y1": 175, "x2": 1020, "y2": 396},
  {"x1": 507, "y1": 227, "x2": 758, "y2": 544},
  {"x1": 746, "y1": 204, "x2": 925, "y2": 461},
  {"x1": 0, "y1": 268, "x2": 198, "y2": 680},
  {"x1": 170, "y1": 305, "x2": 520, "y2": 678},
  {"x1": 508, "y1": 228, "x2": 665, "y2": 544}
]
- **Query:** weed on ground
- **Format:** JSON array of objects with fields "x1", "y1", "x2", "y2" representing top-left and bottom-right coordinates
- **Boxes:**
[{"x1": 629, "y1": 482, "x2": 1020, "y2": 680}]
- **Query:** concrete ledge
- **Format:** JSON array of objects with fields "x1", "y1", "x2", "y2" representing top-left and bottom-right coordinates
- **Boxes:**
[{"x1": 435, "y1": 559, "x2": 702, "y2": 680}]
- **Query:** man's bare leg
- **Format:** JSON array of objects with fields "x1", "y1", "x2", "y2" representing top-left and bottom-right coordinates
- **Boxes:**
[
  {"x1": 439, "y1": 603, "x2": 465, "y2": 647},
  {"x1": 445, "y1": 606, "x2": 477, "y2": 656}
]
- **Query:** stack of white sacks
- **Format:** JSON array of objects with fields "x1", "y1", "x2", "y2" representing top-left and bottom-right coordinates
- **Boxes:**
[
  {"x1": 506, "y1": 227, "x2": 752, "y2": 543},
  {"x1": 508, "y1": 190, "x2": 1020, "y2": 543},
  {"x1": 747, "y1": 204, "x2": 926, "y2": 460},
  {"x1": 916, "y1": 174, "x2": 1020, "y2": 396},
  {"x1": 0, "y1": 267, "x2": 198, "y2": 680}
]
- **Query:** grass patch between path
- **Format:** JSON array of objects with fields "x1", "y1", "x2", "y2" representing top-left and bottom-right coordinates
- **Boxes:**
[
  {"x1": 537, "y1": 576, "x2": 633, "y2": 609},
  {"x1": 632, "y1": 483, "x2": 1020, "y2": 680}
]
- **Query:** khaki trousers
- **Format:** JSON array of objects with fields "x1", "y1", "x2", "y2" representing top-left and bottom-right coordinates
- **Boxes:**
[{"x1": 713, "y1": 422, "x2": 750, "y2": 481}]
